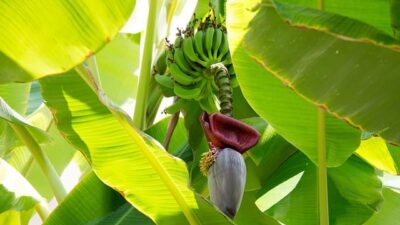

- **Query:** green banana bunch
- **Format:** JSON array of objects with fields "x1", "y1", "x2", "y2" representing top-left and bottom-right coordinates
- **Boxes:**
[{"x1": 155, "y1": 12, "x2": 237, "y2": 113}]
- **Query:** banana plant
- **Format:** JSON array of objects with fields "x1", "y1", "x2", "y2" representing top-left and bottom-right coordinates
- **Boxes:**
[{"x1": 0, "y1": 0, "x2": 399, "y2": 225}]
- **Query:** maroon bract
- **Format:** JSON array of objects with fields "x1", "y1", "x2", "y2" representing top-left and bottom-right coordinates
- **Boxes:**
[{"x1": 200, "y1": 112, "x2": 260, "y2": 154}]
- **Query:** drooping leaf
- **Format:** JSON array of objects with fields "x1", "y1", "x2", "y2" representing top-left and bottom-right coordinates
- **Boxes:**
[
  {"x1": 0, "y1": 0, "x2": 136, "y2": 83},
  {"x1": 239, "y1": 1, "x2": 400, "y2": 146},
  {"x1": 0, "y1": 159, "x2": 43, "y2": 213},
  {"x1": 226, "y1": 0, "x2": 361, "y2": 166},
  {"x1": 0, "y1": 98, "x2": 50, "y2": 146},
  {"x1": 40, "y1": 70, "x2": 232, "y2": 224},
  {"x1": 0, "y1": 83, "x2": 31, "y2": 155}
]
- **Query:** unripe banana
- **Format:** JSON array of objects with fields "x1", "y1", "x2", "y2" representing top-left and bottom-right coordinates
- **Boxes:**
[
  {"x1": 204, "y1": 27, "x2": 215, "y2": 58},
  {"x1": 208, "y1": 148, "x2": 246, "y2": 218},
  {"x1": 164, "y1": 98, "x2": 185, "y2": 114},
  {"x1": 155, "y1": 74, "x2": 173, "y2": 89},
  {"x1": 217, "y1": 33, "x2": 229, "y2": 61},
  {"x1": 166, "y1": 50, "x2": 174, "y2": 67},
  {"x1": 174, "y1": 48, "x2": 201, "y2": 77},
  {"x1": 182, "y1": 37, "x2": 207, "y2": 67},
  {"x1": 154, "y1": 74, "x2": 175, "y2": 97},
  {"x1": 170, "y1": 63, "x2": 200, "y2": 86},
  {"x1": 212, "y1": 29, "x2": 223, "y2": 60},
  {"x1": 174, "y1": 81, "x2": 205, "y2": 99},
  {"x1": 174, "y1": 36, "x2": 184, "y2": 48},
  {"x1": 154, "y1": 50, "x2": 167, "y2": 74},
  {"x1": 194, "y1": 30, "x2": 208, "y2": 61}
]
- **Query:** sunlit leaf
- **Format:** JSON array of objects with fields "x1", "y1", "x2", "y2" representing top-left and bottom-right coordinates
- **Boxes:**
[
  {"x1": 356, "y1": 137, "x2": 399, "y2": 174},
  {"x1": 0, "y1": 0, "x2": 136, "y2": 83},
  {"x1": 40, "y1": 70, "x2": 232, "y2": 224},
  {"x1": 0, "y1": 159, "x2": 43, "y2": 213}
]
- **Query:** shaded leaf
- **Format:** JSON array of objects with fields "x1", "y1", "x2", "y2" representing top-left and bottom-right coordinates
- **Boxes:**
[
  {"x1": 44, "y1": 172, "x2": 138, "y2": 225},
  {"x1": 241, "y1": 1, "x2": 400, "y2": 145},
  {"x1": 227, "y1": 0, "x2": 361, "y2": 166},
  {"x1": 365, "y1": 188, "x2": 400, "y2": 225},
  {"x1": 265, "y1": 155, "x2": 382, "y2": 225}
]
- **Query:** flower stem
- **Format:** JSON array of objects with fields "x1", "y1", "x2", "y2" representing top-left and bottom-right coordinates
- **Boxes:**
[
  {"x1": 211, "y1": 63, "x2": 232, "y2": 117},
  {"x1": 163, "y1": 97, "x2": 180, "y2": 150},
  {"x1": 318, "y1": 109, "x2": 329, "y2": 225},
  {"x1": 10, "y1": 124, "x2": 67, "y2": 203},
  {"x1": 133, "y1": 0, "x2": 159, "y2": 130}
]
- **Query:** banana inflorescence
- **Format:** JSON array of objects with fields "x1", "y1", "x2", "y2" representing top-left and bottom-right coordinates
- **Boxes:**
[{"x1": 156, "y1": 12, "x2": 236, "y2": 113}]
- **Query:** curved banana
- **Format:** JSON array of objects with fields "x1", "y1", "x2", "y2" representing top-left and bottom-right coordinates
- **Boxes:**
[
  {"x1": 212, "y1": 29, "x2": 223, "y2": 60},
  {"x1": 204, "y1": 27, "x2": 215, "y2": 59},
  {"x1": 217, "y1": 33, "x2": 229, "y2": 61},
  {"x1": 154, "y1": 74, "x2": 175, "y2": 97},
  {"x1": 166, "y1": 50, "x2": 174, "y2": 67},
  {"x1": 174, "y1": 80, "x2": 205, "y2": 99},
  {"x1": 155, "y1": 74, "x2": 174, "y2": 89},
  {"x1": 164, "y1": 98, "x2": 185, "y2": 114},
  {"x1": 182, "y1": 37, "x2": 207, "y2": 67},
  {"x1": 174, "y1": 48, "x2": 200, "y2": 76},
  {"x1": 174, "y1": 36, "x2": 183, "y2": 48},
  {"x1": 194, "y1": 30, "x2": 208, "y2": 61},
  {"x1": 170, "y1": 63, "x2": 199, "y2": 86}
]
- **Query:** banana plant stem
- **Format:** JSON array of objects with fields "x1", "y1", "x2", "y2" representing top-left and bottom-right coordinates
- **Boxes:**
[
  {"x1": 10, "y1": 124, "x2": 67, "y2": 203},
  {"x1": 318, "y1": 109, "x2": 329, "y2": 225},
  {"x1": 35, "y1": 204, "x2": 50, "y2": 221},
  {"x1": 133, "y1": 0, "x2": 159, "y2": 130}
]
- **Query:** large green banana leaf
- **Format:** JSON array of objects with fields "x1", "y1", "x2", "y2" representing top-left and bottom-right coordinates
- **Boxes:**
[
  {"x1": 226, "y1": 0, "x2": 361, "y2": 167},
  {"x1": 0, "y1": 158, "x2": 43, "y2": 213},
  {"x1": 40, "y1": 70, "x2": 232, "y2": 224},
  {"x1": 0, "y1": 0, "x2": 135, "y2": 83},
  {"x1": 235, "y1": 0, "x2": 400, "y2": 146},
  {"x1": 281, "y1": 0, "x2": 392, "y2": 34},
  {"x1": 261, "y1": 154, "x2": 382, "y2": 225},
  {"x1": 44, "y1": 172, "x2": 153, "y2": 225},
  {"x1": 365, "y1": 188, "x2": 400, "y2": 224}
]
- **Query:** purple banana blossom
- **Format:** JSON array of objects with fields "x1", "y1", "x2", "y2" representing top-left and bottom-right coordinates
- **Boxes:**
[
  {"x1": 200, "y1": 112, "x2": 260, "y2": 153},
  {"x1": 200, "y1": 112, "x2": 260, "y2": 218}
]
